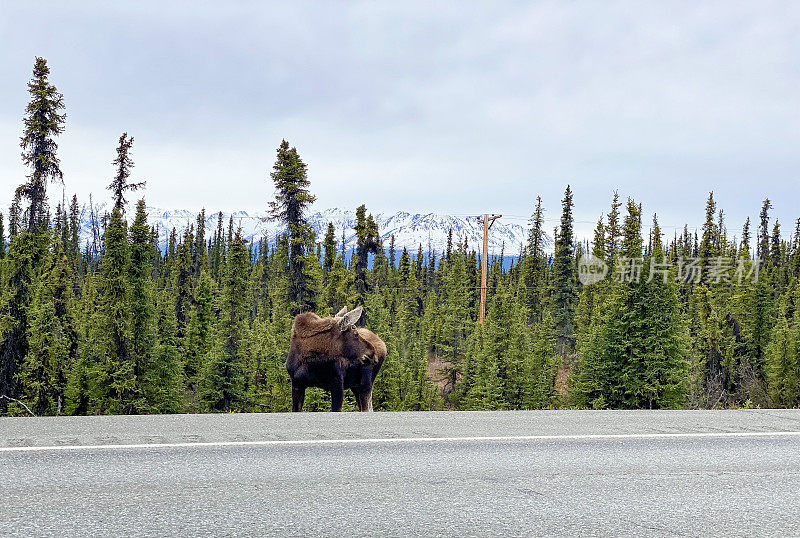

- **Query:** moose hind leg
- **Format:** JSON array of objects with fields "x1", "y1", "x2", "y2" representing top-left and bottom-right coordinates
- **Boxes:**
[
  {"x1": 353, "y1": 387, "x2": 374, "y2": 412},
  {"x1": 330, "y1": 382, "x2": 345, "y2": 412},
  {"x1": 354, "y1": 387, "x2": 372, "y2": 411},
  {"x1": 362, "y1": 387, "x2": 374, "y2": 412},
  {"x1": 292, "y1": 385, "x2": 306, "y2": 412}
]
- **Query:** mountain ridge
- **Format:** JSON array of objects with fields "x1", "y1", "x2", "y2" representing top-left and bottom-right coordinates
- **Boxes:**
[{"x1": 4, "y1": 203, "x2": 546, "y2": 255}]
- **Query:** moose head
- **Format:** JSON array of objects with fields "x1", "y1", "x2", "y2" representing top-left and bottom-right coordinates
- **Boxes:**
[{"x1": 332, "y1": 306, "x2": 376, "y2": 366}]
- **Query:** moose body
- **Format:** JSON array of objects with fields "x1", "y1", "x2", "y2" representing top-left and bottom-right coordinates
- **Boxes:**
[{"x1": 286, "y1": 307, "x2": 387, "y2": 412}]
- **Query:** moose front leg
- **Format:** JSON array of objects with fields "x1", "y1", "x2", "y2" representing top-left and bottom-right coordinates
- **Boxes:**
[
  {"x1": 330, "y1": 381, "x2": 345, "y2": 412},
  {"x1": 291, "y1": 385, "x2": 306, "y2": 412}
]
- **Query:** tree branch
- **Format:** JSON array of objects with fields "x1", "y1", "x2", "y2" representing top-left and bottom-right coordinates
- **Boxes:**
[{"x1": 0, "y1": 395, "x2": 37, "y2": 417}]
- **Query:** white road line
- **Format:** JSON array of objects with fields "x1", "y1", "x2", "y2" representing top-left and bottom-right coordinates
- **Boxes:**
[{"x1": 2, "y1": 430, "x2": 800, "y2": 453}]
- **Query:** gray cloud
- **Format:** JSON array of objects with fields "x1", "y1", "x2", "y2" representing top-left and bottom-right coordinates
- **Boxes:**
[{"x1": 0, "y1": 1, "x2": 797, "y2": 240}]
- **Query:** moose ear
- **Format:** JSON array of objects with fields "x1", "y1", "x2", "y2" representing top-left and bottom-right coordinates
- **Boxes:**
[
  {"x1": 338, "y1": 306, "x2": 363, "y2": 331},
  {"x1": 335, "y1": 306, "x2": 348, "y2": 317}
]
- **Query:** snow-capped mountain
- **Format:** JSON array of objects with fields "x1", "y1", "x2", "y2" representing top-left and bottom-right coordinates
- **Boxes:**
[{"x1": 29, "y1": 202, "x2": 546, "y2": 256}]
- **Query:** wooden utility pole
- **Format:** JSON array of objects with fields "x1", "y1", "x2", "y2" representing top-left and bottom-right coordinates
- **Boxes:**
[{"x1": 479, "y1": 213, "x2": 502, "y2": 326}]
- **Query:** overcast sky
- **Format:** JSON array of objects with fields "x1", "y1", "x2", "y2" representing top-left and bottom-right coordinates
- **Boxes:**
[{"x1": 1, "y1": 1, "x2": 797, "y2": 239}]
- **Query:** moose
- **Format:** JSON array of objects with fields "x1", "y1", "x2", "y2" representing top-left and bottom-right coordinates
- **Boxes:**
[{"x1": 286, "y1": 306, "x2": 387, "y2": 412}]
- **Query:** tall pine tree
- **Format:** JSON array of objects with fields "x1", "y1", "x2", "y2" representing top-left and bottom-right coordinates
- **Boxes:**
[{"x1": 268, "y1": 140, "x2": 317, "y2": 314}]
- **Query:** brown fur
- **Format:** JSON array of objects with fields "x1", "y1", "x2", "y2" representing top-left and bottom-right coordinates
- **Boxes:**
[
  {"x1": 289, "y1": 310, "x2": 381, "y2": 366},
  {"x1": 286, "y1": 327, "x2": 385, "y2": 379},
  {"x1": 287, "y1": 322, "x2": 388, "y2": 412},
  {"x1": 290, "y1": 312, "x2": 348, "y2": 361},
  {"x1": 291, "y1": 312, "x2": 339, "y2": 339},
  {"x1": 356, "y1": 327, "x2": 387, "y2": 362}
]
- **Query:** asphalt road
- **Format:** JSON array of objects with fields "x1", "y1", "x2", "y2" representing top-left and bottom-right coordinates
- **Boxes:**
[{"x1": 2, "y1": 410, "x2": 799, "y2": 537}]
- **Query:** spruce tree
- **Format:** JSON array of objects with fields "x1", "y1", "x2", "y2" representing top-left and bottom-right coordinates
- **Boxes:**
[
  {"x1": 699, "y1": 192, "x2": 718, "y2": 278},
  {"x1": 108, "y1": 133, "x2": 144, "y2": 213},
  {"x1": 592, "y1": 216, "x2": 605, "y2": 259},
  {"x1": 520, "y1": 196, "x2": 547, "y2": 319},
  {"x1": 793, "y1": 222, "x2": 800, "y2": 279},
  {"x1": 747, "y1": 270, "x2": 774, "y2": 380},
  {"x1": 605, "y1": 191, "x2": 621, "y2": 267},
  {"x1": 394, "y1": 247, "x2": 422, "y2": 408},
  {"x1": 129, "y1": 199, "x2": 156, "y2": 409},
  {"x1": 8, "y1": 194, "x2": 22, "y2": 240},
  {"x1": 322, "y1": 222, "x2": 337, "y2": 277},
  {"x1": 172, "y1": 229, "x2": 194, "y2": 334},
  {"x1": 320, "y1": 252, "x2": 356, "y2": 315},
  {"x1": 20, "y1": 287, "x2": 68, "y2": 415},
  {"x1": 766, "y1": 285, "x2": 800, "y2": 407},
  {"x1": 91, "y1": 207, "x2": 135, "y2": 414},
  {"x1": 485, "y1": 281, "x2": 525, "y2": 408},
  {"x1": 445, "y1": 228, "x2": 453, "y2": 263},
  {"x1": 573, "y1": 205, "x2": 689, "y2": 409},
  {"x1": 0, "y1": 213, "x2": 5, "y2": 259},
  {"x1": 193, "y1": 209, "x2": 208, "y2": 278},
  {"x1": 302, "y1": 234, "x2": 323, "y2": 310},
  {"x1": 143, "y1": 290, "x2": 184, "y2": 413},
  {"x1": 551, "y1": 185, "x2": 578, "y2": 356},
  {"x1": 758, "y1": 199, "x2": 772, "y2": 262},
  {"x1": 19, "y1": 57, "x2": 65, "y2": 231},
  {"x1": 740, "y1": 217, "x2": 752, "y2": 259},
  {"x1": 651, "y1": 214, "x2": 664, "y2": 260},
  {"x1": 268, "y1": 139, "x2": 317, "y2": 314},
  {"x1": 770, "y1": 220, "x2": 782, "y2": 267},
  {"x1": 201, "y1": 230, "x2": 250, "y2": 412},
  {"x1": 210, "y1": 212, "x2": 225, "y2": 279},
  {"x1": 64, "y1": 274, "x2": 99, "y2": 415},
  {"x1": 463, "y1": 321, "x2": 504, "y2": 411},
  {"x1": 67, "y1": 195, "x2": 80, "y2": 270},
  {"x1": 391, "y1": 255, "x2": 437, "y2": 411},
  {"x1": 184, "y1": 269, "x2": 215, "y2": 389},
  {"x1": 353, "y1": 205, "x2": 379, "y2": 303},
  {"x1": 388, "y1": 235, "x2": 396, "y2": 269},
  {"x1": 620, "y1": 199, "x2": 643, "y2": 258},
  {"x1": 439, "y1": 246, "x2": 471, "y2": 397},
  {"x1": 577, "y1": 266, "x2": 688, "y2": 409},
  {"x1": 18, "y1": 234, "x2": 78, "y2": 415},
  {"x1": 0, "y1": 228, "x2": 47, "y2": 411},
  {"x1": 528, "y1": 311, "x2": 560, "y2": 408}
]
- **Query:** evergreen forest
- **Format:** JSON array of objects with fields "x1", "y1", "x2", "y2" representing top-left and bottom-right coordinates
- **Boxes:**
[{"x1": 2, "y1": 58, "x2": 800, "y2": 416}]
